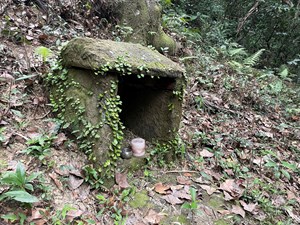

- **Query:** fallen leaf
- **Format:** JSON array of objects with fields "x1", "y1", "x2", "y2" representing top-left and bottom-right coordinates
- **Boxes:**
[
  {"x1": 272, "y1": 195, "x2": 286, "y2": 207},
  {"x1": 27, "y1": 208, "x2": 48, "y2": 225},
  {"x1": 161, "y1": 194, "x2": 183, "y2": 205},
  {"x1": 224, "y1": 191, "x2": 234, "y2": 201},
  {"x1": 144, "y1": 209, "x2": 164, "y2": 224},
  {"x1": 69, "y1": 169, "x2": 83, "y2": 178},
  {"x1": 286, "y1": 206, "x2": 300, "y2": 223},
  {"x1": 200, "y1": 149, "x2": 214, "y2": 158},
  {"x1": 170, "y1": 184, "x2": 184, "y2": 192},
  {"x1": 154, "y1": 183, "x2": 170, "y2": 194},
  {"x1": 224, "y1": 169, "x2": 234, "y2": 176},
  {"x1": 202, "y1": 206, "x2": 213, "y2": 216},
  {"x1": 253, "y1": 158, "x2": 264, "y2": 165},
  {"x1": 49, "y1": 172, "x2": 64, "y2": 191},
  {"x1": 287, "y1": 190, "x2": 297, "y2": 200},
  {"x1": 54, "y1": 168, "x2": 70, "y2": 176},
  {"x1": 199, "y1": 185, "x2": 217, "y2": 195},
  {"x1": 173, "y1": 189, "x2": 191, "y2": 200},
  {"x1": 0, "y1": 72, "x2": 15, "y2": 82},
  {"x1": 240, "y1": 200, "x2": 257, "y2": 213},
  {"x1": 30, "y1": 208, "x2": 47, "y2": 220},
  {"x1": 68, "y1": 174, "x2": 84, "y2": 190},
  {"x1": 219, "y1": 179, "x2": 235, "y2": 193},
  {"x1": 115, "y1": 172, "x2": 130, "y2": 188},
  {"x1": 231, "y1": 205, "x2": 245, "y2": 218},
  {"x1": 66, "y1": 209, "x2": 83, "y2": 222},
  {"x1": 53, "y1": 133, "x2": 67, "y2": 147},
  {"x1": 177, "y1": 176, "x2": 191, "y2": 185},
  {"x1": 219, "y1": 179, "x2": 244, "y2": 198},
  {"x1": 183, "y1": 172, "x2": 192, "y2": 177},
  {"x1": 217, "y1": 209, "x2": 231, "y2": 215},
  {"x1": 193, "y1": 176, "x2": 210, "y2": 184}
]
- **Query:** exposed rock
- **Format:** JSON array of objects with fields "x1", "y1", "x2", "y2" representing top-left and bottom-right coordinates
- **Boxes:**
[
  {"x1": 61, "y1": 38, "x2": 183, "y2": 77},
  {"x1": 114, "y1": 0, "x2": 177, "y2": 55}
]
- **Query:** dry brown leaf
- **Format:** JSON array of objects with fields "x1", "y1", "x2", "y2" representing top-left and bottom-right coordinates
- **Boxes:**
[
  {"x1": 177, "y1": 176, "x2": 191, "y2": 185},
  {"x1": 170, "y1": 184, "x2": 184, "y2": 192},
  {"x1": 240, "y1": 200, "x2": 257, "y2": 213},
  {"x1": 115, "y1": 172, "x2": 130, "y2": 188},
  {"x1": 193, "y1": 177, "x2": 211, "y2": 184},
  {"x1": 219, "y1": 179, "x2": 244, "y2": 198},
  {"x1": 54, "y1": 168, "x2": 70, "y2": 176},
  {"x1": 219, "y1": 179, "x2": 235, "y2": 193},
  {"x1": 231, "y1": 205, "x2": 245, "y2": 218},
  {"x1": 161, "y1": 194, "x2": 183, "y2": 205},
  {"x1": 68, "y1": 174, "x2": 84, "y2": 190},
  {"x1": 224, "y1": 191, "x2": 234, "y2": 201},
  {"x1": 217, "y1": 209, "x2": 231, "y2": 215},
  {"x1": 144, "y1": 209, "x2": 164, "y2": 224},
  {"x1": 286, "y1": 207, "x2": 300, "y2": 223},
  {"x1": 30, "y1": 208, "x2": 47, "y2": 220},
  {"x1": 199, "y1": 185, "x2": 217, "y2": 195},
  {"x1": 53, "y1": 133, "x2": 67, "y2": 147},
  {"x1": 200, "y1": 149, "x2": 214, "y2": 158},
  {"x1": 272, "y1": 195, "x2": 286, "y2": 207},
  {"x1": 173, "y1": 189, "x2": 191, "y2": 200},
  {"x1": 49, "y1": 172, "x2": 64, "y2": 191},
  {"x1": 69, "y1": 169, "x2": 83, "y2": 178},
  {"x1": 183, "y1": 172, "x2": 193, "y2": 177},
  {"x1": 66, "y1": 209, "x2": 84, "y2": 222},
  {"x1": 0, "y1": 72, "x2": 15, "y2": 82},
  {"x1": 27, "y1": 208, "x2": 48, "y2": 225},
  {"x1": 154, "y1": 182, "x2": 170, "y2": 194},
  {"x1": 224, "y1": 169, "x2": 234, "y2": 176}
]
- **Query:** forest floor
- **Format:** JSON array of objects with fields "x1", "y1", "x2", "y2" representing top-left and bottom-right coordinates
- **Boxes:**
[{"x1": 1, "y1": 1, "x2": 300, "y2": 225}]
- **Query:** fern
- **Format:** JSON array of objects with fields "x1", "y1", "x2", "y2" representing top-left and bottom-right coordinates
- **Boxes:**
[
  {"x1": 228, "y1": 47, "x2": 247, "y2": 57},
  {"x1": 243, "y1": 49, "x2": 265, "y2": 66}
]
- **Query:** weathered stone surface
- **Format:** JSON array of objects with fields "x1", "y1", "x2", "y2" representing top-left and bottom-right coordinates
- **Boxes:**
[
  {"x1": 55, "y1": 37, "x2": 185, "y2": 176},
  {"x1": 62, "y1": 38, "x2": 184, "y2": 78},
  {"x1": 114, "y1": 0, "x2": 177, "y2": 55}
]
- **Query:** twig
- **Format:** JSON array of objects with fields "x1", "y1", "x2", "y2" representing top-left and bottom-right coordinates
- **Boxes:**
[
  {"x1": 34, "y1": 110, "x2": 51, "y2": 119},
  {"x1": 237, "y1": 1, "x2": 260, "y2": 34}
]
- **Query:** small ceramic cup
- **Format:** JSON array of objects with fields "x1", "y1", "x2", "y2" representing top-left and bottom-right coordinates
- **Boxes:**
[{"x1": 130, "y1": 138, "x2": 146, "y2": 157}]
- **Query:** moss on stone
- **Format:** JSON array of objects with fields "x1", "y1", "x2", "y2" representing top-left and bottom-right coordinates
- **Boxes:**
[
  {"x1": 151, "y1": 29, "x2": 177, "y2": 55},
  {"x1": 129, "y1": 190, "x2": 150, "y2": 209}
]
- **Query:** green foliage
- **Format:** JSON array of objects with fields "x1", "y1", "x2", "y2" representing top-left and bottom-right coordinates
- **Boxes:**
[
  {"x1": 243, "y1": 49, "x2": 265, "y2": 67},
  {"x1": 51, "y1": 205, "x2": 76, "y2": 225},
  {"x1": 181, "y1": 187, "x2": 198, "y2": 210},
  {"x1": 96, "y1": 188, "x2": 134, "y2": 225},
  {"x1": 21, "y1": 135, "x2": 54, "y2": 161},
  {"x1": 0, "y1": 162, "x2": 40, "y2": 203},
  {"x1": 1, "y1": 212, "x2": 27, "y2": 225},
  {"x1": 35, "y1": 46, "x2": 53, "y2": 62}
]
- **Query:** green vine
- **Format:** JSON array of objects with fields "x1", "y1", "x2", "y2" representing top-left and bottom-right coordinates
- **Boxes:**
[
  {"x1": 46, "y1": 54, "x2": 182, "y2": 187},
  {"x1": 98, "y1": 80, "x2": 124, "y2": 177},
  {"x1": 46, "y1": 56, "x2": 152, "y2": 187}
]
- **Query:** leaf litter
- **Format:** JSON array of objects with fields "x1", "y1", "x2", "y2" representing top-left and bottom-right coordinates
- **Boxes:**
[{"x1": 0, "y1": 1, "x2": 299, "y2": 224}]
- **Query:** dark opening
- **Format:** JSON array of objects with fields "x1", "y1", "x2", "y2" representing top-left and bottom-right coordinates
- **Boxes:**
[{"x1": 117, "y1": 75, "x2": 176, "y2": 141}]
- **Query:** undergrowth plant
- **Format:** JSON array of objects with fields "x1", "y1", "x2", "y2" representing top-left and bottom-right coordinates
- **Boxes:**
[
  {"x1": 21, "y1": 135, "x2": 55, "y2": 161},
  {"x1": 0, "y1": 162, "x2": 41, "y2": 203}
]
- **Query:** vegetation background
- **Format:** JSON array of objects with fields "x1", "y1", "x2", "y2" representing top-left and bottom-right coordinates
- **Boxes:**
[{"x1": 0, "y1": 0, "x2": 299, "y2": 224}]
